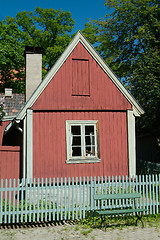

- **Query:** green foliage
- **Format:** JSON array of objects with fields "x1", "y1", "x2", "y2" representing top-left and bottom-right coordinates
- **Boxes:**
[
  {"x1": 137, "y1": 160, "x2": 160, "y2": 175},
  {"x1": 0, "y1": 20, "x2": 25, "y2": 93},
  {"x1": 83, "y1": 0, "x2": 160, "y2": 136},
  {"x1": 0, "y1": 7, "x2": 75, "y2": 93}
]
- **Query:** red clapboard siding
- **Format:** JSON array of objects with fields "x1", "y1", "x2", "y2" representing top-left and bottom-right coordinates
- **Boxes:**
[
  {"x1": 32, "y1": 42, "x2": 132, "y2": 111},
  {"x1": 0, "y1": 121, "x2": 11, "y2": 146},
  {"x1": 33, "y1": 111, "x2": 128, "y2": 179},
  {"x1": 0, "y1": 146, "x2": 20, "y2": 179}
]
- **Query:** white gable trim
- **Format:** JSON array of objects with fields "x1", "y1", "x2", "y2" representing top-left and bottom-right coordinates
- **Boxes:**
[{"x1": 15, "y1": 31, "x2": 144, "y2": 121}]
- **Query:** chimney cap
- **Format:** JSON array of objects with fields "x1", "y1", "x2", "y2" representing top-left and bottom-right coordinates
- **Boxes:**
[{"x1": 25, "y1": 46, "x2": 43, "y2": 54}]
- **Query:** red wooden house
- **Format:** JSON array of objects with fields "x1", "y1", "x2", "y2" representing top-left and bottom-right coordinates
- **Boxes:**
[{"x1": 0, "y1": 31, "x2": 144, "y2": 180}]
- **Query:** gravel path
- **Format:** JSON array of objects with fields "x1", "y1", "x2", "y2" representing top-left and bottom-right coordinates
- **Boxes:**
[{"x1": 0, "y1": 222, "x2": 160, "y2": 240}]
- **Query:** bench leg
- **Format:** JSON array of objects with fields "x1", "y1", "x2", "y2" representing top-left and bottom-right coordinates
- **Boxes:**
[
  {"x1": 135, "y1": 213, "x2": 144, "y2": 228},
  {"x1": 104, "y1": 216, "x2": 106, "y2": 232},
  {"x1": 101, "y1": 215, "x2": 106, "y2": 232}
]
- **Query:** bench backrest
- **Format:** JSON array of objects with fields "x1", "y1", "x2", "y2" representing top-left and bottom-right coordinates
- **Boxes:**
[{"x1": 94, "y1": 193, "x2": 141, "y2": 200}]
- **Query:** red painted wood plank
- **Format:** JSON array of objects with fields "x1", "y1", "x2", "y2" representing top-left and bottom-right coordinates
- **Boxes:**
[
  {"x1": 32, "y1": 111, "x2": 128, "y2": 179},
  {"x1": 72, "y1": 59, "x2": 90, "y2": 96},
  {"x1": 0, "y1": 146, "x2": 20, "y2": 179},
  {"x1": 32, "y1": 42, "x2": 132, "y2": 111},
  {"x1": 0, "y1": 121, "x2": 11, "y2": 146}
]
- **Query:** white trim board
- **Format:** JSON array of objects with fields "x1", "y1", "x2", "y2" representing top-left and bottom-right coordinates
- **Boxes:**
[
  {"x1": 26, "y1": 109, "x2": 33, "y2": 180},
  {"x1": 127, "y1": 110, "x2": 136, "y2": 176},
  {"x1": 15, "y1": 31, "x2": 144, "y2": 121}
]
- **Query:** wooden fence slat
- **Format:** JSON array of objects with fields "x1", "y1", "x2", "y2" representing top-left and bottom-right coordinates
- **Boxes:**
[
  {"x1": 0, "y1": 179, "x2": 3, "y2": 224},
  {"x1": 71, "y1": 177, "x2": 74, "y2": 220},
  {"x1": 37, "y1": 178, "x2": 40, "y2": 222},
  {"x1": 145, "y1": 175, "x2": 149, "y2": 214},
  {"x1": 53, "y1": 178, "x2": 55, "y2": 221},
  {"x1": 152, "y1": 175, "x2": 155, "y2": 214},
  {"x1": 4, "y1": 179, "x2": 8, "y2": 224},
  {"x1": 8, "y1": 179, "x2": 11, "y2": 224},
  {"x1": 104, "y1": 176, "x2": 107, "y2": 208},
  {"x1": 32, "y1": 178, "x2": 36, "y2": 222},
  {"x1": 29, "y1": 179, "x2": 32, "y2": 222},
  {"x1": 48, "y1": 178, "x2": 52, "y2": 221},
  {"x1": 108, "y1": 176, "x2": 111, "y2": 209},
  {"x1": 149, "y1": 175, "x2": 152, "y2": 214},
  {"x1": 83, "y1": 176, "x2": 85, "y2": 219},
  {"x1": 118, "y1": 176, "x2": 121, "y2": 208},
  {"x1": 79, "y1": 177, "x2": 82, "y2": 219},
  {"x1": 87, "y1": 176, "x2": 90, "y2": 214},
  {"x1": 56, "y1": 178, "x2": 59, "y2": 221},
  {"x1": 68, "y1": 177, "x2": 71, "y2": 220},
  {"x1": 155, "y1": 175, "x2": 158, "y2": 214},
  {"x1": 75, "y1": 177, "x2": 78, "y2": 219},
  {"x1": 12, "y1": 179, "x2": 16, "y2": 223},
  {"x1": 45, "y1": 178, "x2": 48, "y2": 222},
  {"x1": 60, "y1": 178, "x2": 63, "y2": 221},
  {"x1": 40, "y1": 178, "x2": 44, "y2": 222},
  {"x1": 17, "y1": 178, "x2": 20, "y2": 223},
  {"x1": 64, "y1": 177, "x2": 67, "y2": 220},
  {"x1": 115, "y1": 176, "x2": 118, "y2": 207},
  {"x1": 122, "y1": 176, "x2": 125, "y2": 208},
  {"x1": 97, "y1": 176, "x2": 100, "y2": 209},
  {"x1": 142, "y1": 175, "x2": 146, "y2": 209}
]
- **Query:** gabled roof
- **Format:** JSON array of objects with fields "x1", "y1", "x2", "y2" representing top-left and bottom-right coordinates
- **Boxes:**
[{"x1": 15, "y1": 31, "x2": 144, "y2": 122}]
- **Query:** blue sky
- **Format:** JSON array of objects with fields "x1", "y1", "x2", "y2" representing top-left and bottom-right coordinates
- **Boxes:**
[{"x1": 0, "y1": 0, "x2": 108, "y2": 32}]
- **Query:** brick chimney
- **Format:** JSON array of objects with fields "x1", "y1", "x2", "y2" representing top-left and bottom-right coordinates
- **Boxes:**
[
  {"x1": 25, "y1": 47, "x2": 43, "y2": 101},
  {"x1": 5, "y1": 88, "x2": 13, "y2": 98}
]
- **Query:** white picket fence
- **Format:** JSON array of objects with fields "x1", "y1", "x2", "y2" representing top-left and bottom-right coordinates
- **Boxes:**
[{"x1": 0, "y1": 174, "x2": 159, "y2": 224}]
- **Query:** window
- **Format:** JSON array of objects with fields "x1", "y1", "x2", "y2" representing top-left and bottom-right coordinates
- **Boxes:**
[{"x1": 66, "y1": 120, "x2": 100, "y2": 163}]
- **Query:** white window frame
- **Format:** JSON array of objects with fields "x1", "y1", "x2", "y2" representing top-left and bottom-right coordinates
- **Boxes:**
[{"x1": 66, "y1": 120, "x2": 101, "y2": 164}]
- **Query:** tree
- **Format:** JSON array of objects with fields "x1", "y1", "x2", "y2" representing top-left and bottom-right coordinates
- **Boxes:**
[
  {"x1": 83, "y1": 0, "x2": 160, "y2": 136},
  {"x1": 0, "y1": 20, "x2": 25, "y2": 92},
  {"x1": 0, "y1": 7, "x2": 75, "y2": 93}
]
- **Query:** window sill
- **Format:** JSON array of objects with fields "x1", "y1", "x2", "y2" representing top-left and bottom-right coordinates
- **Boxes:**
[{"x1": 66, "y1": 158, "x2": 101, "y2": 164}]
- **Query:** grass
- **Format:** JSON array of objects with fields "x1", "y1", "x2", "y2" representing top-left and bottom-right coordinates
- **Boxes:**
[
  {"x1": 81, "y1": 228, "x2": 93, "y2": 236},
  {"x1": 74, "y1": 225, "x2": 80, "y2": 231},
  {"x1": 144, "y1": 213, "x2": 160, "y2": 228}
]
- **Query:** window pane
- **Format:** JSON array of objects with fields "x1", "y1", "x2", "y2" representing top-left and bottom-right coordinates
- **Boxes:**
[
  {"x1": 71, "y1": 126, "x2": 81, "y2": 135},
  {"x1": 86, "y1": 146, "x2": 95, "y2": 156},
  {"x1": 72, "y1": 136, "x2": 81, "y2": 146},
  {"x1": 85, "y1": 136, "x2": 95, "y2": 145},
  {"x1": 85, "y1": 126, "x2": 94, "y2": 135},
  {"x1": 72, "y1": 147, "x2": 81, "y2": 156}
]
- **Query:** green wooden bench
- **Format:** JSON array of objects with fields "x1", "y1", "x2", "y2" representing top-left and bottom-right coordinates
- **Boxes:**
[{"x1": 93, "y1": 193, "x2": 145, "y2": 230}]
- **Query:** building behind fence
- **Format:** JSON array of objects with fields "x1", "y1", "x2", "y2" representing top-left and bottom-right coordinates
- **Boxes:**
[{"x1": 0, "y1": 174, "x2": 160, "y2": 224}]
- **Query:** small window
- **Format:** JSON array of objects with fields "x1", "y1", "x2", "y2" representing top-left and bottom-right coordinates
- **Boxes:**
[{"x1": 66, "y1": 120, "x2": 100, "y2": 163}]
